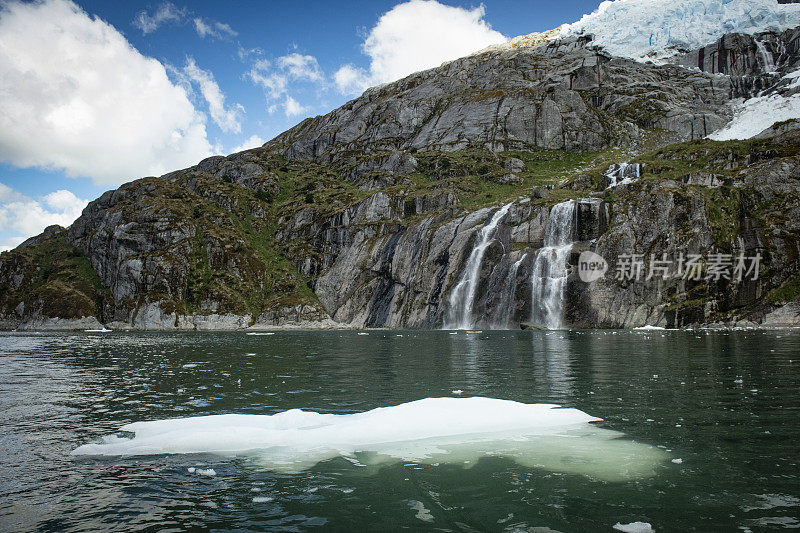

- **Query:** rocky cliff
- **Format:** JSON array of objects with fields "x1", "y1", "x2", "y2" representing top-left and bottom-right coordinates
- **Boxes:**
[{"x1": 2, "y1": 27, "x2": 799, "y2": 329}]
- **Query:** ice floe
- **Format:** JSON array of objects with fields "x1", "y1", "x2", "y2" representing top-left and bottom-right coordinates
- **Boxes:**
[
  {"x1": 613, "y1": 522, "x2": 655, "y2": 533},
  {"x1": 72, "y1": 397, "x2": 667, "y2": 480}
]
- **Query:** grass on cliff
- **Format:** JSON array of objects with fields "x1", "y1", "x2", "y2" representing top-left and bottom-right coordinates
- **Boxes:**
[
  {"x1": 766, "y1": 273, "x2": 800, "y2": 304},
  {"x1": 0, "y1": 233, "x2": 107, "y2": 320},
  {"x1": 631, "y1": 136, "x2": 800, "y2": 181}
]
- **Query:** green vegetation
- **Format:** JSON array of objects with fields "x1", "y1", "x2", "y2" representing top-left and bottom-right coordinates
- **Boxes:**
[
  {"x1": 4, "y1": 125, "x2": 799, "y2": 326},
  {"x1": 0, "y1": 232, "x2": 107, "y2": 320},
  {"x1": 766, "y1": 273, "x2": 800, "y2": 304}
]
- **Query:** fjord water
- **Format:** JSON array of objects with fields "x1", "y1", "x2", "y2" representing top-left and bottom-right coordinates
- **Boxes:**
[{"x1": 1, "y1": 330, "x2": 798, "y2": 532}]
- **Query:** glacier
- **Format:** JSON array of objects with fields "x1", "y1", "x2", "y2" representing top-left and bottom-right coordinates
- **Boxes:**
[{"x1": 561, "y1": 0, "x2": 800, "y2": 61}]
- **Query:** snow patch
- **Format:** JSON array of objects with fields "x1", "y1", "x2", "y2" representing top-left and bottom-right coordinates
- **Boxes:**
[{"x1": 708, "y1": 93, "x2": 800, "y2": 140}]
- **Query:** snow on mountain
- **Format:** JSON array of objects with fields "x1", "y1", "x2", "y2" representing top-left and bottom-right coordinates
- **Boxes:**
[
  {"x1": 561, "y1": 0, "x2": 800, "y2": 60},
  {"x1": 709, "y1": 88, "x2": 800, "y2": 140}
]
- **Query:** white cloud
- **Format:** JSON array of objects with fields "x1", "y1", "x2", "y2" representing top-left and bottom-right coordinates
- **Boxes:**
[
  {"x1": 0, "y1": 0, "x2": 213, "y2": 185},
  {"x1": 133, "y1": 2, "x2": 185, "y2": 34},
  {"x1": 0, "y1": 236, "x2": 25, "y2": 252},
  {"x1": 247, "y1": 59, "x2": 289, "y2": 99},
  {"x1": 183, "y1": 58, "x2": 244, "y2": 134},
  {"x1": 278, "y1": 53, "x2": 323, "y2": 82},
  {"x1": 133, "y1": 3, "x2": 238, "y2": 42},
  {"x1": 283, "y1": 96, "x2": 309, "y2": 118},
  {"x1": 247, "y1": 53, "x2": 322, "y2": 119},
  {"x1": 334, "y1": 0, "x2": 507, "y2": 95},
  {"x1": 333, "y1": 64, "x2": 366, "y2": 96},
  {"x1": 0, "y1": 183, "x2": 88, "y2": 250},
  {"x1": 0, "y1": 182, "x2": 24, "y2": 203},
  {"x1": 229, "y1": 135, "x2": 265, "y2": 153},
  {"x1": 193, "y1": 17, "x2": 237, "y2": 40}
]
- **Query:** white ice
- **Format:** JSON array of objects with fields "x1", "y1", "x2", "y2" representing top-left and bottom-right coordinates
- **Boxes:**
[
  {"x1": 561, "y1": 0, "x2": 800, "y2": 61},
  {"x1": 708, "y1": 93, "x2": 800, "y2": 141},
  {"x1": 72, "y1": 397, "x2": 667, "y2": 481},
  {"x1": 187, "y1": 467, "x2": 216, "y2": 476},
  {"x1": 613, "y1": 522, "x2": 655, "y2": 533}
]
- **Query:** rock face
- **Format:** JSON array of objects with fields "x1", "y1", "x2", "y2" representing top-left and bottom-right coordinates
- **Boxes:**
[
  {"x1": 1, "y1": 27, "x2": 800, "y2": 329},
  {"x1": 266, "y1": 34, "x2": 737, "y2": 184}
]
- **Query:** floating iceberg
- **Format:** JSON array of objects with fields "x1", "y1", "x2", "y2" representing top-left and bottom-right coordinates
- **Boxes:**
[{"x1": 73, "y1": 397, "x2": 667, "y2": 480}]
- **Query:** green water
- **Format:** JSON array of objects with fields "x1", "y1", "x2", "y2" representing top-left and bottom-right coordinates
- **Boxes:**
[{"x1": 0, "y1": 329, "x2": 798, "y2": 531}]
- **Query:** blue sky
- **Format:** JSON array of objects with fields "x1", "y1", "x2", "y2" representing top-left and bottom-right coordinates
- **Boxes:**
[{"x1": 0, "y1": 0, "x2": 601, "y2": 250}]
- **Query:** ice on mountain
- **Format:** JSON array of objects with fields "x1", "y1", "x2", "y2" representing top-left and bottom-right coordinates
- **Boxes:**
[
  {"x1": 562, "y1": 0, "x2": 800, "y2": 61},
  {"x1": 709, "y1": 93, "x2": 800, "y2": 140}
]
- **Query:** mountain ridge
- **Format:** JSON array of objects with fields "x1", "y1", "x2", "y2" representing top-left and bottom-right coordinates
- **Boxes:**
[{"x1": 2, "y1": 19, "x2": 800, "y2": 330}]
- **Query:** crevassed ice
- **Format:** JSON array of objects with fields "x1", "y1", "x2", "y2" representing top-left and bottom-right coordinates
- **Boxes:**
[
  {"x1": 72, "y1": 397, "x2": 667, "y2": 481},
  {"x1": 562, "y1": 0, "x2": 800, "y2": 61}
]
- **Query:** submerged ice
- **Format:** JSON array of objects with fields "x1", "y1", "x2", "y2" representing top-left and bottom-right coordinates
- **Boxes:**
[{"x1": 73, "y1": 397, "x2": 667, "y2": 481}]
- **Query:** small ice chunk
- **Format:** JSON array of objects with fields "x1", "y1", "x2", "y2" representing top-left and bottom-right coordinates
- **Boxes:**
[
  {"x1": 408, "y1": 500, "x2": 434, "y2": 522},
  {"x1": 189, "y1": 467, "x2": 215, "y2": 476},
  {"x1": 613, "y1": 522, "x2": 655, "y2": 533},
  {"x1": 452, "y1": 390, "x2": 463, "y2": 395},
  {"x1": 671, "y1": 458, "x2": 683, "y2": 464}
]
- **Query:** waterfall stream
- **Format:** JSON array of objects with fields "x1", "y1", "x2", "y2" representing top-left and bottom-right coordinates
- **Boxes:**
[
  {"x1": 530, "y1": 200, "x2": 576, "y2": 329},
  {"x1": 755, "y1": 40, "x2": 777, "y2": 73},
  {"x1": 446, "y1": 203, "x2": 512, "y2": 329},
  {"x1": 604, "y1": 163, "x2": 640, "y2": 188},
  {"x1": 492, "y1": 253, "x2": 526, "y2": 328}
]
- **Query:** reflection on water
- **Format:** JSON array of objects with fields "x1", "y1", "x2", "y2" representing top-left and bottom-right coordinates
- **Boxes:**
[{"x1": 1, "y1": 329, "x2": 799, "y2": 531}]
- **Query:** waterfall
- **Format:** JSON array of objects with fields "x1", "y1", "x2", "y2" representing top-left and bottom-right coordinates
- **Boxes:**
[
  {"x1": 446, "y1": 203, "x2": 512, "y2": 329},
  {"x1": 755, "y1": 40, "x2": 777, "y2": 73},
  {"x1": 530, "y1": 200, "x2": 576, "y2": 329},
  {"x1": 604, "y1": 163, "x2": 640, "y2": 188},
  {"x1": 492, "y1": 253, "x2": 526, "y2": 328}
]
